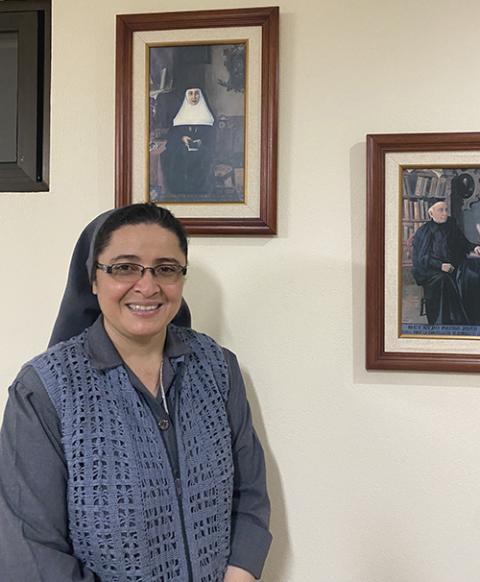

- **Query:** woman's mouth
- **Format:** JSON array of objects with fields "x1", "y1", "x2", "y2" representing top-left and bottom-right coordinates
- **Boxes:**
[{"x1": 126, "y1": 303, "x2": 161, "y2": 312}]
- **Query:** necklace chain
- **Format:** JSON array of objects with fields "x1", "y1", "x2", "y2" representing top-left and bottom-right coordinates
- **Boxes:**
[{"x1": 159, "y1": 360, "x2": 169, "y2": 415}]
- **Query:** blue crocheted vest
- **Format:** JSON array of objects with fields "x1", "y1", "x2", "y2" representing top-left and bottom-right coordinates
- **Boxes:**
[{"x1": 30, "y1": 326, "x2": 233, "y2": 582}]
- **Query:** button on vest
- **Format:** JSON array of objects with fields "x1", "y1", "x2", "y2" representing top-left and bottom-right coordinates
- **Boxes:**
[{"x1": 158, "y1": 418, "x2": 170, "y2": 430}]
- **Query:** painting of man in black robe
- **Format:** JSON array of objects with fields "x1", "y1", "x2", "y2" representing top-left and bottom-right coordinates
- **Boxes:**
[
  {"x1": 148, "y1": 43, "x2": 246, "y2": 203},
  {"x1": 401, "y1": 168, "x2": 480, "y2": 336}
]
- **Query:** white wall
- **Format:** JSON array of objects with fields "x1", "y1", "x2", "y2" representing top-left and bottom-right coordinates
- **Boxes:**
[{"x1": 3, "y1": 1, "x2": 480, "y2": 580}]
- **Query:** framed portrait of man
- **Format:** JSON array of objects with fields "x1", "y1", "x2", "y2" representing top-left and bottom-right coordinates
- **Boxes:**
[{"x1": 366, "y1": 132, "x2": 480, "y2": 372}]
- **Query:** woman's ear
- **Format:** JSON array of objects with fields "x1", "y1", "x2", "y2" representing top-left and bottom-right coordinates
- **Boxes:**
[{"x1": 92, "y1": 281, "x2": 97, "y2": 296}]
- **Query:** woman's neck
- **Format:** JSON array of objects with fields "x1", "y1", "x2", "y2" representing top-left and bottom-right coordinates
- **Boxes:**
[{"x1": 104, "y1": 320, "x2": 166, "y2": 396}]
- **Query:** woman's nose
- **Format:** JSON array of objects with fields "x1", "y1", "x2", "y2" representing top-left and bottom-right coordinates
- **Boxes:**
[{"x1": 133, "y1": 270, "x2": 160, "y2": 294}]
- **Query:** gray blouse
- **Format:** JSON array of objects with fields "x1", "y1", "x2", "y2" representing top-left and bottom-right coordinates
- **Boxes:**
[{"x1": 0, "y1": 318, "x2": 271, "y2": 581}]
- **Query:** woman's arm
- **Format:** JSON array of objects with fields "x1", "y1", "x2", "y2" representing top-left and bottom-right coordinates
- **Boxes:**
[
  {"x1": 0, "y1": 366, "x2": 98, "y2": 581},
  {"x1": 224, "y1": 350, "x2": 272, "y2": 580}
]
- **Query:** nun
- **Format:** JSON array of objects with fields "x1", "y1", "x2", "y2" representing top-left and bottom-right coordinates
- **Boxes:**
[
  {"x1": 0, "y1": 204, "x2": 271, "y2": 581},
  {"x1": 162, "y1": 88, "x2": 216, "y2": 195}
]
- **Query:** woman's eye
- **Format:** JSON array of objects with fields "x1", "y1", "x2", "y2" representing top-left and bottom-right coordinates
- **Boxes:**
[
  {"x1": 156, "y1": 265, "x2": 177, "y2": 274},
  {"x1": 114, "y1": 264, "x2": 137, "y2": 273}
]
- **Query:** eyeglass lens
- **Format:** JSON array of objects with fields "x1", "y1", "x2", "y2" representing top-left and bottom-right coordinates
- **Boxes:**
[{"x1": 110, "y1": 263, "x2": 184, "y2": 282}]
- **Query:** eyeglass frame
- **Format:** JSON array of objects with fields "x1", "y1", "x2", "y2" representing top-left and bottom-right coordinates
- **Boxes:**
[{"x1": 95, "y1": 261, "x2": 187, "y2": 283}]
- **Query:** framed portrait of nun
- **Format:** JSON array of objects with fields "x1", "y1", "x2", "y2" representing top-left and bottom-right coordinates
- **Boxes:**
[
  {"x1": 116, "y1": 7, "x2": 278, "y2": 235},
  {"x1": 366, "y1": 132, "x2": 480, "y2": 373}
]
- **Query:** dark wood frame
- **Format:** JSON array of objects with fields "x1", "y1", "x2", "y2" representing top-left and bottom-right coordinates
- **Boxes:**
[
  {"x1": 115, "y1": 7, "x2": 278, "y2": 235},
  {"x1": 0, "y1": 1, "x2": 50, "y2": 191},
  {"x1": 366, "y1": 132, "x2": 480, "y2": 373}
]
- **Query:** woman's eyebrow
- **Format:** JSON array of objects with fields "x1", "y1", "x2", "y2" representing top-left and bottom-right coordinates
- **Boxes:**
[
  {"x1": 109, "y1": 254, "x2": 182, "y2": 264},
  {"x1": 109, "y1": 254, "x2": 140, "y2": 262},
  {"x1": 154, "y1": 257, "x2": 182, "y2": 264}
]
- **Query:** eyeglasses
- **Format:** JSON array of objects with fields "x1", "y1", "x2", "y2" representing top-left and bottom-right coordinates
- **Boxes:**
[{"x1": 96, "y1": 262, "x2": 187, "y2": 284}]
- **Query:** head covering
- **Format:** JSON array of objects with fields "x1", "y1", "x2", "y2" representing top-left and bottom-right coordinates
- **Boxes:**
[
  {"x1": 173, "y1": 88, "x2": 214, "y2": 127},
  {"x1": 48, "y1": 210, "x2": 191, "y2": 347},
  {"x1": 427, "y1": 197, "x2": 446, "y2": 209}
]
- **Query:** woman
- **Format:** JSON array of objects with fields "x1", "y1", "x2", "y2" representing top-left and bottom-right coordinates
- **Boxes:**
[
  {"x1": 161, "y1": 88, "x2": 215, "y2": 195},
  {"x1": 0, "y1": 204, "x2": 271, "y2": 581},
  {"x1": 48, "y1": 208, "x2": 192, "y2": 346}
]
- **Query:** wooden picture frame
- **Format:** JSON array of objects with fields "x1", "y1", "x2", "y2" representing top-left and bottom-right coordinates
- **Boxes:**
[
  {"x1": 366, "y1": 132, "x2": 480, "y2": 373},
  {"x1": 115, "y1": 7, "x2": 278, "y2": 235}
]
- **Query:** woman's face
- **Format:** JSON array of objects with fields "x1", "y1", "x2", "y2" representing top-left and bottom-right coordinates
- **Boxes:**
[
  {"x1": 92, "y1": 223, "x2": 186, "y2": 346},
  {"x1": 186, "y1": 88, "x2": 201, "y2": 105}
]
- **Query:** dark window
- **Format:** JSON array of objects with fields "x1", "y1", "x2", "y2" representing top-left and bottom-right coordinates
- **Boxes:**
[{"x1": 0, "y1": 1, "x2": 51, "y2": 191}]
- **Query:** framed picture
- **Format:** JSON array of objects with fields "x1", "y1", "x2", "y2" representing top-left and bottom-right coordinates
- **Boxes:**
[
  {"x1": 115, "y1": 7, "x2": 278, "y2": 235},
  {"x1": 366, "y1": 132, "x2": 480, "y2": 372}
]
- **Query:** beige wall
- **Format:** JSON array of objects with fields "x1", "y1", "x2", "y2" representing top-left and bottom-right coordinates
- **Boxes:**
[{"x1": 3, "y1": 0, "x2": 480, "y2": 580}]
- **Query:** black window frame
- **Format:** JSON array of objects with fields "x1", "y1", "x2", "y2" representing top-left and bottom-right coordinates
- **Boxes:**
[{"x1": 0, "y1": 0, "x2": 51, "y2": 192}]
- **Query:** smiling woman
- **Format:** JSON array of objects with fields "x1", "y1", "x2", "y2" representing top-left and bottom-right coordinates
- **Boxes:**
[
  {"x1": 93, "y1": 224, "x2": 186, "y2": 358},
  {"x1": 0, "y1": 204, "x2": 271, "y2": 582},
  {"x1": 92, "y1": 220, "x2": 188, "y2": 394}
]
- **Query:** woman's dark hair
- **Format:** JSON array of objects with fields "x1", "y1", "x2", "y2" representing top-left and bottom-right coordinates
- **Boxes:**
[{"x1": 91, "y1": 204, "x2": 188, "y2": 280}]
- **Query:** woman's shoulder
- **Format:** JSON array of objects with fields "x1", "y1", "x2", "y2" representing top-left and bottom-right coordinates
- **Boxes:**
[
  {"x1": 169, "y1": 324, "x2": 220, "y2": 348},
  {"x1": 11, "y1": 363, "x2": 48, "y2": 399},
  {"x1": 25, "y1": 329, "x2": 89, "y2": 371},
  {"x1": 168, "y1": 325, "x2": 234, "y2": 367},
  {"x1": 9, "y1": 334, "x2": 87, "y2": 415}
]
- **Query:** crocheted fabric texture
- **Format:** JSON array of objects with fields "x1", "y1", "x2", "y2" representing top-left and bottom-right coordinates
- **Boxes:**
[{"x1": 30, "y1": 326, "x2": 233, "y2": 582}]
